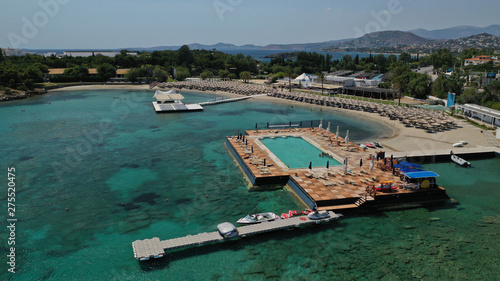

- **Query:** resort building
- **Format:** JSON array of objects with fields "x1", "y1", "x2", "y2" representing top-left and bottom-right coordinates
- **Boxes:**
[
  {"x1": 456, "y1": 103, "x2": 500, "y2": 127},
  {"x1": 2, "y1": 48, "x2": 28, "y2": 56},
  {"x1": 464, "y1": 55, "x2": 499, "y2": 66}
]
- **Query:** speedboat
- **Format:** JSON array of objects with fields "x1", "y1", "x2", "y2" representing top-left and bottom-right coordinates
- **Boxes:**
[
  {"x1": 452, "y1": 142, "x2": 463, "y2": 147},
  {"x1": 217, "y1": 222, "x2": 239, "y2": 239},
  {"x1": 375, "y1": 181, "x2": 398, "y2": 192},
  {"x1": 280, "y1": 210, "x2": 312, "y2": 219},
  {"x1": 359, "y1": 144, "x2": 367, "y2": 149},
  {"x1": 237, "y1": 212, "x2": 280, "y2": 224},
  {"x1": 373, "y1": 142, "x2": 383, "y2": 148},
  {"x1": 451, "y1": 154, "x2": 471, "y2": 167},
  {"x1": 365, "y1": 142, "x2": 375, "y2": 148},
  {"x1": 307, "y1": 210, "x2": 331, "y2": 220}
]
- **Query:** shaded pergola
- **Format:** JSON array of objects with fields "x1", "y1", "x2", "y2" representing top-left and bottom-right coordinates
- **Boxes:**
[{"x1": 341, "y1": 87, "x2": 396, "y2": 100}]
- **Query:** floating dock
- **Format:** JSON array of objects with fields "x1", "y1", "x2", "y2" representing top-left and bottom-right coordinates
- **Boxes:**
[
  {"x1": 132, "y1": 211, "x2": 341, "y2": 261},
  {"x1": 226, "y1": 127, "x2": 455, "y2": 213}
]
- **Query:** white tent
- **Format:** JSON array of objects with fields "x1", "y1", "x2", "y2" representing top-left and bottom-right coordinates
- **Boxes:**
[
  {"x1": 294, "y1": 73, "x2": 312, "y2": 88},
  {"x1": 153, "y1": 90, "x2": 184, "y2": 102}
]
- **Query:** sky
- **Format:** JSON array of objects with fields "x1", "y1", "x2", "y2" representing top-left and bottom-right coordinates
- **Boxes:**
[{"x1": 1, "y1": 0, "x2": 499, "y2": 49}]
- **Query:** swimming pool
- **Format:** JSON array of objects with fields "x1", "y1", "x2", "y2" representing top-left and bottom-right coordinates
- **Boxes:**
[{"x1": 259, "y1": 136, "x2": 342, "y2": 169}]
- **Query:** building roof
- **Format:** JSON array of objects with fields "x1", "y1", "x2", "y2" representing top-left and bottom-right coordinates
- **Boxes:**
[
  {"x1": 461, "y1": 103, "x2": 500, "y2": 119},
  {"x1": 48, "y1": 68, "x2": 66, "y2": 75},
  {"x1": 88, "y1": 68, "x2": 98, "y2": 75},
  {"x1": 116, "y1": 69, "x2": 130, "y2": 75},
  {"x1": 403, "y1": 171, "x2": 439, "y2": 179}
]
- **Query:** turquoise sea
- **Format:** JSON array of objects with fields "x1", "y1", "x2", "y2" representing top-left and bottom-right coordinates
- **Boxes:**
[{"x1": 0, "y1": 90, "x2": 499, "y2": 280}]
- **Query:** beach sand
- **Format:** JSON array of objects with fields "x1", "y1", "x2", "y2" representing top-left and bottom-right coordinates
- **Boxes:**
[{"x1": 49, "y1": 84, "x2": 498, "y2": 154}]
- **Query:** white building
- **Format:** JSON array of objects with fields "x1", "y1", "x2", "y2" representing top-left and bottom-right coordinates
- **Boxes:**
[
  {"x1": 456, "y1": 103, "x2": 500, "y2": 127},
  {"x1": 62, "y1": 51, "x2": 137, "y2": 58},
  {"x1": 2, "y1": 48, "x2": 28, "y2": 56}
]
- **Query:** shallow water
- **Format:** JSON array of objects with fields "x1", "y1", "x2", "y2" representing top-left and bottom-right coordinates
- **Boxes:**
[{"x1": 0, "y1": 90, "x2": 498, "y2": 280}]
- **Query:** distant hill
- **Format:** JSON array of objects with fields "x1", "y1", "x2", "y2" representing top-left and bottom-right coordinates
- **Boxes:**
[
  {"x1": 436, "y1": 33, "x2": 500, "y2": 51},
  {"x1": 409, "y1": 24, "x2": 500, "y2": 40},
  {"x1": 331, "y1": 31, "x2": 432, "y2": 50}
]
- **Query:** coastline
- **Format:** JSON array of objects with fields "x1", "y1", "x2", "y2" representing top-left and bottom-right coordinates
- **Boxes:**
[{"x1": 46, "y1": 84, "x2": 497, "y2": 154}]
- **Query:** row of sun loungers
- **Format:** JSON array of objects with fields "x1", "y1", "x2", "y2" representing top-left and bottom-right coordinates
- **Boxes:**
[{"x1": 158, "y1": 80, "x2": 270, "y2": 96}]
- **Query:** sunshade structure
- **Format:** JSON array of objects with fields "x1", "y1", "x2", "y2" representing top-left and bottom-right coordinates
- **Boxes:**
[
  {"x1": 153, "y1": 90, "x2": 184, "y2": 102},
  {"x1": 403, "y1": 171, "x2": 439, "y2": 179}
]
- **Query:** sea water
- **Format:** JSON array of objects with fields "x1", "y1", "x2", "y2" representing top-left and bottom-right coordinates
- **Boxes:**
[{"x1": 0, "y1": 90, "x2": 498, "y2": 280}]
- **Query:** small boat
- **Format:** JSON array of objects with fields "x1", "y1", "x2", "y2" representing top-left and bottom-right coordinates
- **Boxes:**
[
  {"x1": 451, "y1": 154, "x2": 471, "y2": 167},
  {"x1": 373, "y1": 142, "x2": 383, "y2": 148},
  {"x1": 359, "y1": 144, "x2": 367, "y2": 149},
  {"x1": 237, "y1": 212, "x2": 280, "y2": 224},
  {"x1": 452, "y1": 142, "x2": 463, "y2": 147},
  {"x1": 375, "y1": 181, "x2": 398, "y2": 192},
  {"x1": 307, "y1": 210, "x2": 331, "y2": 220},
  {"x1": 364, "y1": 142, "x2": 375, "y2": 148},
  {"x1": 217, "y1": 222, "x2": 239, "y2": 239},
  {"x1": 280, "y1": 210, "x2": 312, "y2": 219}
]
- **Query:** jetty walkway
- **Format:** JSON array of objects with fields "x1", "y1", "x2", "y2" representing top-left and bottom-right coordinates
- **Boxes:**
[
  {"x1": 132, "y1": 211, "x2": 341, "y2": 261},
  {"x1": 199, "y1": 94, "x2": 266, "y2": 106}
]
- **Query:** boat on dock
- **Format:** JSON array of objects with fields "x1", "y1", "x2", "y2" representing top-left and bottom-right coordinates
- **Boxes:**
[
  {"x1": 237, "y1": 212, "x2": 280, "y2": 224},
  {"x1": 451, "y1": 154, "x2": 471, "y2": 167}
]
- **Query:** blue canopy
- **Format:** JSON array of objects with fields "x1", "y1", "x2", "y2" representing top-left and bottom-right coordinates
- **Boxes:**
[
  {"x1": 404, "y1": 171, "x2": 439, "y2": 179},
  {"x1": 399, "y1": 161, "x2": 423, "y2": 168},
  {"x1": 399, "y1": 167, "x2": 424, "y2": 173}
]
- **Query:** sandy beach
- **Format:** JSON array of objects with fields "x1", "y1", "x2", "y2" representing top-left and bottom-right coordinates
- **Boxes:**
[{"x1": 48, "y1": 84, "x2": 499, "y2": 154}]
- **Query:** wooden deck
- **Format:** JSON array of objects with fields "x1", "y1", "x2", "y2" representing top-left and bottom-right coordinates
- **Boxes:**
[
  {"x1": 227, "y1": 127, "x2": 450, "y2": 211},
  {"x1": 132, "y1": 211, "x2": 341, "y2": 261}
]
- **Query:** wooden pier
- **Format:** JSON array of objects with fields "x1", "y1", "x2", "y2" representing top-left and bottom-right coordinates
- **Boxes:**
[
  {"x1": 132, "y1": 211, "x2": 341, "y2": 261},
  {"x1": 198, "y1": 94, "x2": 266, "y2": 106}
]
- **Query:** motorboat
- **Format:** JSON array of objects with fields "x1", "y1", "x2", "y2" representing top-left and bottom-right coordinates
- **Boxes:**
[
  {"x1": 373, "y1": 142, "x2": 383, "y2": 148},
  {"x1": 452, "y1": 142, "x2": 463, "y2": 147},
  {"x1": 307, "y1": 210, "x2": 331, "y2": 220},
  {"x1": 237, "y1": 212, "x2": 280, "y2": 224},
  {"x1": 359, "y1": 144, "x2": 367, "y2": 149},
  {"x1": 365, "y1": 142, "x2": 375, "y2": 148},
  {"x1": 217, "y1": 222, "x2": 239, "y2": 239},
  {"x1": 280, "y1": 210, "x2": 312, "y2": 219},
  {"x1": 451, "y1": 154, "x2": 471, "y2": 167},
  {"x1": 375, "y1": 181, "x2": 398, "y2": 192}
]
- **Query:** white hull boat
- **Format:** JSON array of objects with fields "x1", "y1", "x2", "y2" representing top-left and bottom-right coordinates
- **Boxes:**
[
  {"x1": 451, "y1": 154, "x2": 471, "y2": 167},
  {"x1": 237, "y1": 212, "x2": 280, "y2": 224}
]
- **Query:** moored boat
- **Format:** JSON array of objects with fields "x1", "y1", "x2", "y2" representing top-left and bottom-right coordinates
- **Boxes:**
[
  {"x1": 451, "y1": 154, "x2": 471, "y2": 167},
  {"x1": 365, "y1": 142, "x2": 375, "y2": 148},
  {"x1": 237, "y1": 212, "x2": 280, "y2": 224}
]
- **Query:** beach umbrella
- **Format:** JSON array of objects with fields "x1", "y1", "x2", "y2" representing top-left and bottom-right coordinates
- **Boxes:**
[
  {"x1": 345, "y1": 130, "x2": 350, "y2": 145},
  {"x1": 245, "y1": 139, "x2": 248, "y2": 146},
  {"x1": 335, "y1": 126, "x2": 339, "y2": 140},
  {"x1": 390, "y1": 154, "x2": 394, "y2": 168},
  {"x1": 319, "y1": 118, "x2": 323, "y2": 129},
  {"x1": 360, "y1": 158, "x2": 363, "y2": 167},
  {"x1": 264, "y1": 158, "x2": 266, "y2": 166},
  {"x1": 311, "y1": 121, "x2": 313, "y2": 127},
  {"x1": 326, "y1": 161, "x2": 330, "y2": 169},
  {"x1": 326, "y1": 122, "x2": 331, "y2": 134},
  {"x1": 289, "y1": 121, "x2": 292, "y2": 127},
  {"x1": 343, "y1": 157, "x2": 348, "y2": 174},
  {"x1": 309, "y1": 162, "x2": 312, "y2": 170},
  {"x1": 267, "y1": 122, "x2": 269, "y2": 128},
  {"x1": 384, "y1": 158, "x2": 387, "y2": 165},
  {"x1": 255, "y1": 123, "x2": 258, "y2": 130},
  {"x1": 251, "y1": 146, "x2": 253, "y2": 153}
]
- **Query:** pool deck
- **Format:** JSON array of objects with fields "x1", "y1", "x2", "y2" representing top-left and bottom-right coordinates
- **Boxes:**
[{"x1": 227, "y1": 127, "x2": 453, "y2": 212}]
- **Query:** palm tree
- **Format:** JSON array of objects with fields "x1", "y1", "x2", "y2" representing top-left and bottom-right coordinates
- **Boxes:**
[
  {"x1": 286, "y1": 68, "x2": 294, "y2": 92},
  {"x1": 316, "y1": 72, "x2": 325, "y2": 95}
]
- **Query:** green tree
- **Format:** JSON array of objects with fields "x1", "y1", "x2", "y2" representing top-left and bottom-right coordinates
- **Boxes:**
[
  {"x1": 175, "y1": 66, "x2": 190, "y2": 81},
  {"x1": 389, "y1": 61, "x2": 412, "y2": 105},
  {"x1": 240, "y1": 71, "x2": 251, "y2": 83},
  {"x1": 125, "y1": 68, "x2": 141, "y2": 82},
  {"x1": 458, "y1": 87, "x2": 481, "y2": 104},
  {"x1": 97, "y1": 63, "x2": 117, "y2": 81},
  {"x1": 0, "y1": 48, "x2": 4, "y2": 62},
  {"x1": 64, "y1": 66, "x2": 89, "y2": 79},
  {"x1": 399, "y1": 52, "x2": 411, "y2": 63},
  {"x1": 153, "y1": 66, "x2": 169, "y2": 82},
  {"x1": 177, "y1": 45, "x2": 194, "y2": 66},
  {"x1": 406, "y1": 73, "x2": 431, "y2": 99},
  {"x1": 200, "y1": 70, "x2": 214, "y2": 80},
  {"x1": 316, "y1": 72, "x2": 325, "y2": 95},
  {"x1": 218, "y1": 69, "x2": 229, "y2": 79}
]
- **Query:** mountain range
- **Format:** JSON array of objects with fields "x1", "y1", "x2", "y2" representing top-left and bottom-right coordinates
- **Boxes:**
[{"x1": 127, "y1": 25, "x2": 500, "y2": 52}]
